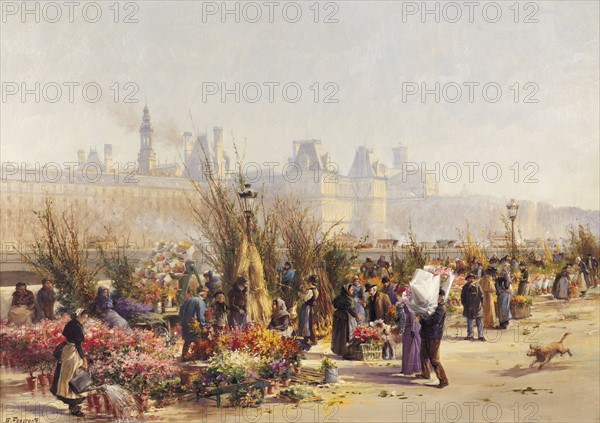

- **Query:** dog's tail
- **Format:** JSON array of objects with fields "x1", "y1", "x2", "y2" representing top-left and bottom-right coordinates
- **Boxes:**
[{"x1": 560, "y1": 332, "x2": 572, "y2": 343}]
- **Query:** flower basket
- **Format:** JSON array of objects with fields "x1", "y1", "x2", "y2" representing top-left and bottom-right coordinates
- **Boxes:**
[
  {"x1": 510, "y1": 304, "x2": 531, "y2": 319},
  {"x1": 38, "y1": 373, "x2": 49, "y2": 386},
  {"x1": 357, "y1": 343, "x2": 382, "y2": 362},
  {"x1": 26, "y1": 376, "x2": 38, "y2": 391}
]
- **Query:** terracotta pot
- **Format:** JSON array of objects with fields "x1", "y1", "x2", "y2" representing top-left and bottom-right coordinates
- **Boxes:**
[
  {"x1": 280, "y1": 378, "x2": 290, "y2": 387},
  {"x1": 92, "y1": 393, "x2": 102, "y2": 406},
  {"x1": 292, "y1": 364, "x2": 301, "y2": 375},
  {"x1": 272, "y1": 379, "x2": 280, "y2": 388},
  {"x1": 102, "y1": 392, "x2": 113, "y2": 415},
  {"x1": 26, "y1": 376, "x2": 38, "y2": 391},
  {"x1": 38, "y1": 373, "x2": 49, "y2": 386},
  {"x1": 46, "y1": 373, "x2": 54, "y2": 385},
  {"x1": 266, "y1": 385, "x2": 274, "y2": 395}
]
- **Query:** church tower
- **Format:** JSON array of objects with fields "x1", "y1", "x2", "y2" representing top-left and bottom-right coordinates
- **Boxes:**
[{"x1": 138, "y1": 105, "x2": 156, "y2": 173}]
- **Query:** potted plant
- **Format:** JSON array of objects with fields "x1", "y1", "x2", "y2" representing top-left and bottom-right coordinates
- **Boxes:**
[{"x1": 318, "y1": 356, "x2": 338, "y2": 383}]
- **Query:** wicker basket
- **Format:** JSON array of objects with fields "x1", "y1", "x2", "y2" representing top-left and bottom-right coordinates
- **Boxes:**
[
  {"x1": 510, "y1": 305, "x2": 531, "y2": 320},
  {"x1": 355, "y1": 343, "x2": 382, "y2": 362}
]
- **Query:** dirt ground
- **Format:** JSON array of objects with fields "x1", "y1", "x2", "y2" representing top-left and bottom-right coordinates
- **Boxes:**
[{"x1": 1, "y1": 291, "x2": 598, "y2": 423}]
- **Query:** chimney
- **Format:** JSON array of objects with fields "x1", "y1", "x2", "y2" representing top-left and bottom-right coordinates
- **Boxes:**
[
  {"x1": 213, "y1": 126, "x2": 224, "y2": 178},
  {"x1": 104, "y1": 144, "x2": 113, "y2": 171}
]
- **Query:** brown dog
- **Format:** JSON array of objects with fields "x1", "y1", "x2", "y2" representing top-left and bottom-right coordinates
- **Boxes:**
[{"x1": 527, "y1": 332, "x2": 573, "y2": 369}]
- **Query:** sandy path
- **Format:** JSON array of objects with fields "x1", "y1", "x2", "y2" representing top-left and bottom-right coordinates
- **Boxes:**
[{"x1": 1, "y1": 292, "x2": 598, "y2": 423}]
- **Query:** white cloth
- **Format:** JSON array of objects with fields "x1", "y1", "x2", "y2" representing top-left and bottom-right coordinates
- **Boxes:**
[{"x1": 406, "y1": 269, "x2": 440, "y2": 317}]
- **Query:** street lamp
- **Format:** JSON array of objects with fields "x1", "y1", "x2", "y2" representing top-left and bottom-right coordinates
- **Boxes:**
[
  {"x1": 506, "y1": 199, "x2": 519, "y2": 258},
  {"x1": 238, "y1": 183, "x2": 258, "y2": 238}
]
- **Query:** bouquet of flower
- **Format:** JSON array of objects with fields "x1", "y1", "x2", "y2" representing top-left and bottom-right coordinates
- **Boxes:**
[
  {"x1": 350, "y1": 325, "x2": 383, "y2": 347},
  {"x1": 205, "y1": 350, "x2": 261, "y2": 385},
  {"x1": 114, "y1": 297, "x2": 153, "y2": 320},
  {"x1": 317, "y1": 357, "x2": 337, "y2": 373},
  {"x1": 510, "y1": 295, "x2": 534, "y2": 308},
  {"x1": 229, "y1": 386, "x2": 264, "y2": 407}
]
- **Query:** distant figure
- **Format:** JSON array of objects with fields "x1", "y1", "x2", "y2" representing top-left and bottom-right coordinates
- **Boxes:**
[
  {"x1": 268, "y1": 298, "x2": 293, "y2": 337},
  {"x1": 377, "y1": 255, "x2": 391, "y2": 278},
  {"x1": 401, "y1": 295, "x2": 421, "y2": 375},
  {"x1": 203, "y1": 270, "x2": 223, "y2": 305},
  {"x1": 36, "y1": 278, "x2": 56, "y2": 320},
  {"x1": 211, "y1": 291, "x2": 229, "y2": 335},
  {"x1": 179, "y1": 260, "x2": 202, "y2": 305},
  {"x1": 278, "y1": 261, "x2": 296, "y2": 287},
  {"x1": 360, "y1": 257, "x2": 378, "y2": 280},
  {"x1": 480, "y1": 268, "x2": 498, "y2": 329},
  {"x1": 460, "y1": 274, "x2": 485, "y2": 341},
  {"x1": 8, "y1": 282, "x2": 36, "y2": 326},
  {"x1": 517, "y1": 262, "x2": 530, "y2": 296},
  {"x1": 488, "y1": 253, "x2": 499, "y2": 265},
  {"x1": 297, "y1": 276, "x2": 319, "y2": 345},
  {"x1": 350, "y1": 276, "x2": 366, "y2": 321},
  {"x1": 228, "y1": 276, "x2": 248, "y2": 328},
  {"x1": 586, "y1": 254, "x2": 599, "y2": 288},
  {"x1": 179, "y1": 287, "x2": 208, "y2": 360},
  {"x1": 552, "y1": 266, "x2": 570, "y2": 300},
  {"x1": 382, "y1": 276, "x2": 398, "y2": 305},
  {"x1": 93, "y1": 286, "x2": 129, "y2": 329},
  {"x1": 576, "y1": 257, "x2": 591, "y2": 297},
  {"x1": 331, "y1": 284, "x2": 360, "y2": 358},
  {"x1": 495, "y1": 271, "x2": 512, "y2": 329}
]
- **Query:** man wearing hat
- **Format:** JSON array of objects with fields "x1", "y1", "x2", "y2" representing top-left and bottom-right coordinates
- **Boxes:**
[
  {"x1": 460, "y1": 274, "x2": 485, "y2": 341},
  {"x1": 228, "y1": 276, "x2": 249, "y2": 327},
  {"x1": 365, "y1": 282, "x2": 392, "y2": 323},
  {"x1": 517, "y1": 262, "x2": 529, "y2": 296},
  {"x1": 179, "y1": 287, "x2": 208, "y2": 361},
  {"x1": 416, "y1": 289, "x2": 449, "y2": 388},
  {"x1": 382, "y1": 276, "x2": 398, "y2": 305}
]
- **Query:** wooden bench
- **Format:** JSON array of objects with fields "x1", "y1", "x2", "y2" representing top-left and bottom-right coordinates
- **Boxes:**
[{"x1": 196, "y1": 380, "x2": 271, "y2": 407}]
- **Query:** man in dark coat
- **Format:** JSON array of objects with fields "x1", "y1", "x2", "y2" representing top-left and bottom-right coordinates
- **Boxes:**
[
  {"x1": 228, "y1": 276, "x2": 248, "y2": 327},
  {"x1": 365, "y1": 282, "x2": 392, "y2": 323},
  {"x1": 460, "y1": 274, "x2": 485, "y2": 341},
  {"x1": 416, "y1": 289, "x2": 449, "y2": 388},
  {"x1": 517, "y1": 262, "x2": 530, "y2": 296}
]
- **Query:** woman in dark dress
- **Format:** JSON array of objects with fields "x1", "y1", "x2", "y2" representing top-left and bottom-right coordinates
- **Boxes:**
[
  {"x1": 331, "y1": 284, "x2": 363, "y2": 358},
  {"x1": 50, "y1": 309, "x2": 90, "y2": 417}
]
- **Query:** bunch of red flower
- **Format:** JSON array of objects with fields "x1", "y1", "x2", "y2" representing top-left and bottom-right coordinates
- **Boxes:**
[{"x1": 351, "y1": 325, "x2": 382, "y2": 344}]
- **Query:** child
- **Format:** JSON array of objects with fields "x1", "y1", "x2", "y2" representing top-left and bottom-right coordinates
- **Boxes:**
[{"x1": 37, "y1": 278, "x2": 56, "y2": 320}]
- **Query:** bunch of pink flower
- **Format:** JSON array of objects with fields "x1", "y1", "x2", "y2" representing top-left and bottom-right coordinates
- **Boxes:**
[{"x1": 351, "y1": 325, "x2": 382, "y2": 344}]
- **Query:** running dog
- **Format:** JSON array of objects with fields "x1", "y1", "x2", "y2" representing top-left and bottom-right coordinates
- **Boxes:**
[{"x1": 527, "y1": 332, "x2": 573, "y2": 369}]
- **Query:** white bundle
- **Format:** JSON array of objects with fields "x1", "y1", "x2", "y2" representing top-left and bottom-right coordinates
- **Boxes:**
[
  {"x1": 440, "y1": 273, "x2": 455, "y2": 301},
  {"x1": 406, "y1": 269, "x2": 440, "y2": 317}
]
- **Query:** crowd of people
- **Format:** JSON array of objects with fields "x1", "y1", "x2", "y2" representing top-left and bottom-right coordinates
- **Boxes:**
[{"x1": 4, "y1": 251, "x2": 598, "y2": 414}]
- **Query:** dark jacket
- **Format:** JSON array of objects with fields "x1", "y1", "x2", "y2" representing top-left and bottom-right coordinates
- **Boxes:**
[
  {"x1": 62, "y1": 319, "x2": 86, "y2": 359},
  {"x1": 268, "y1": 315, "x2": 291, "y2": 332},
  {"x1": 419, "y1": 303, "x2": 446, "y2": 340},
  {"x1": 461, "y1": 282, "x2": 483, "y2": 319}
]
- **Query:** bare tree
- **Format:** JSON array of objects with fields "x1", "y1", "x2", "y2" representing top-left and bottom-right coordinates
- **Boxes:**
[
  {"x1": 24, "y1": 197, "x2": 101, "y2": 311},
  {"x1": 275, "y1": 197, "x2": 341, "y2": 337},
  {"x1": 186, "y1": 154, "x2": 272, "y2": 323}
]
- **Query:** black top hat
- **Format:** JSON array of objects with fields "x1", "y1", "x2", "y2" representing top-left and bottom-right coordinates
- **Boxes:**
[
  {"x1": 466, "y1": 273, "x2": 476, "y2": 280},
  {"x1": 364, "y1": 282, "x2": 375, "y2": 292},
  {"x1": 382, "y1": 276, "x2": 390, "y2": 283},
  {"x1": 438, "y1": 289, "x2": 446, "y2": 297}
]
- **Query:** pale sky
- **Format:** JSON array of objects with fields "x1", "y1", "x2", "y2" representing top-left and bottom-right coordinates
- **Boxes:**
[{"x1": 1, "y1": 1, "x2": 598, "y2": 210}]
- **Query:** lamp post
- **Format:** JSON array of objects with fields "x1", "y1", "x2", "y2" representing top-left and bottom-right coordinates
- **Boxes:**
[
  {"x1": 506, "y1": 199, "x2": 519, "y2": 259},
  {"x1": 238, "y1": 183, "x2": 258, "y2": 239}
]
